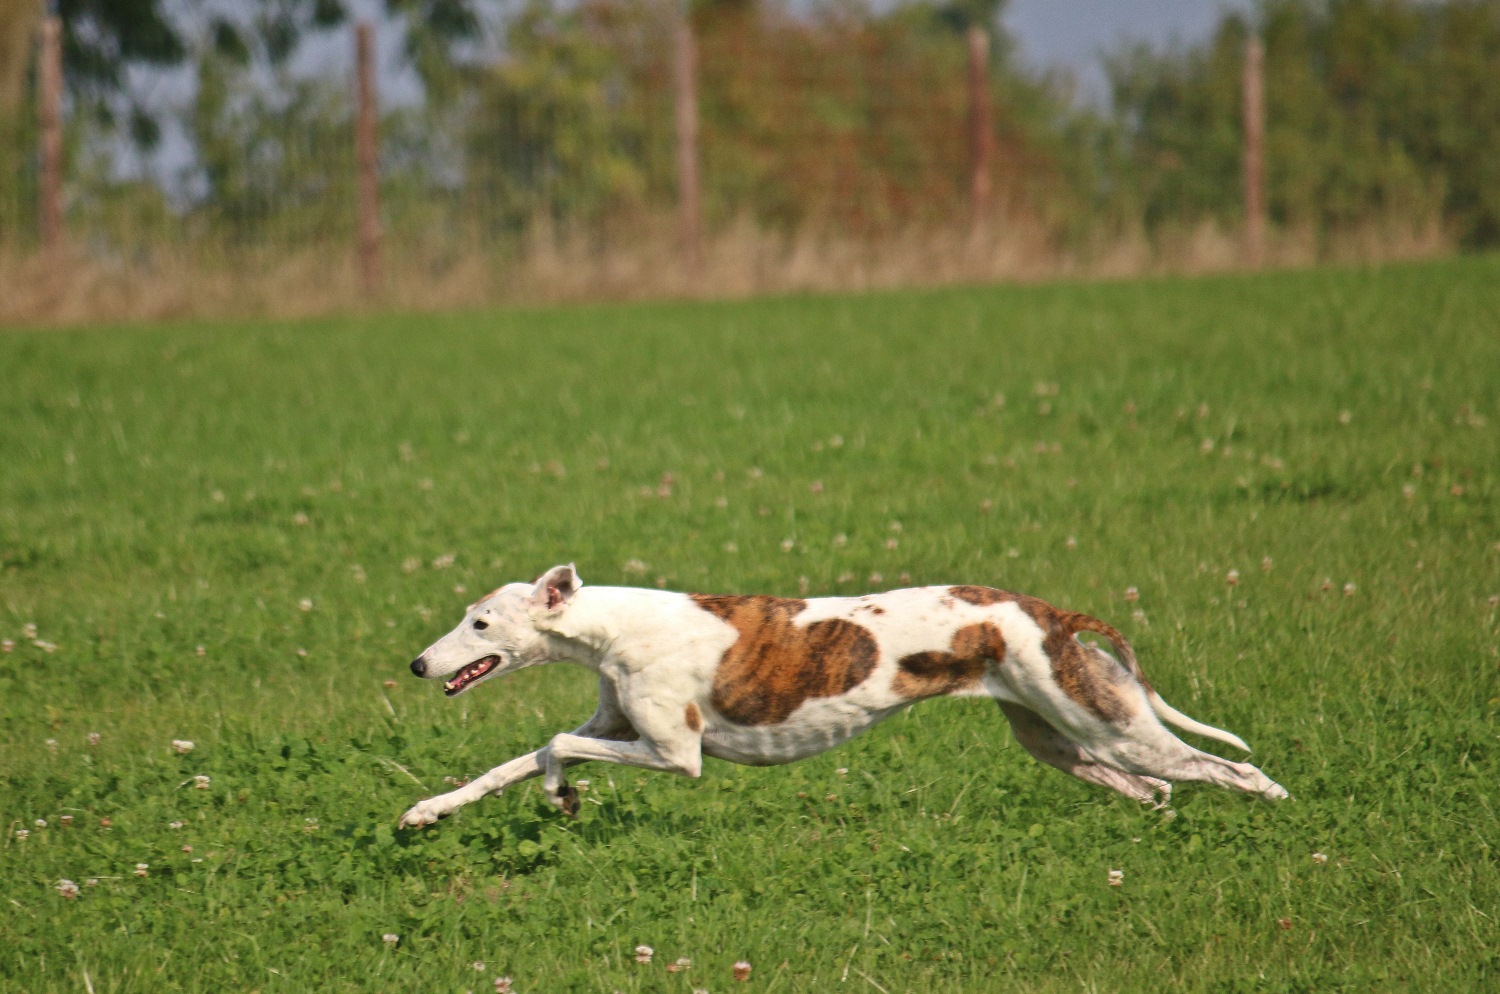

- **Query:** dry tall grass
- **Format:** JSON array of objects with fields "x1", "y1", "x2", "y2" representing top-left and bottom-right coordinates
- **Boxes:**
[{"x1": 0, "y1": 210, "x2": 1451, "y2": 328}]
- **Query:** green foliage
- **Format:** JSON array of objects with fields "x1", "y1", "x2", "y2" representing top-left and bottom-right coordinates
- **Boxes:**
[
  {"x1": 1106, "y1": 0, "x2": 1500, "y2": 245},
  {"x1": 1, "y1": 257, "x2": 1497, "y2": 991},
  {"x1": 464, "y1": 0, "x2": 664, "y2": 235},
  {"x1": 189, "y1": 48, "x2": 357, "y2": 245}
]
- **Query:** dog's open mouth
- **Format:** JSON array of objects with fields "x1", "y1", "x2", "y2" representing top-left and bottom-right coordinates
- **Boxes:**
[{"x1": 444, "y1": 656, "x2": 502, "y2": 696}]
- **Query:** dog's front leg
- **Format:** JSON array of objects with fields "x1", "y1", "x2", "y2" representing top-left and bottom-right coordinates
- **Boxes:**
[
  {"x1": 400, "y1": 682, "x2": 638, "y2": 828},
  {"x1": 542, "y1": 733, "x2": 702, "y2": 817},
  {"x1": 399, "y1": 749, "x2": 546, "y2": 828}
]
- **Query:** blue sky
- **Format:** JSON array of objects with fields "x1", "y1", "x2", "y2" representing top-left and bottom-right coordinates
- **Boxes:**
[{"x1": 1004, "y1": 0, "x2": 1255, "y2": 101}]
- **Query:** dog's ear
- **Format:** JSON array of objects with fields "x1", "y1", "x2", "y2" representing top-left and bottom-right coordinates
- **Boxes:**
[{"x1": 529, "y1": 563, "x2": 582, "y2": 612}]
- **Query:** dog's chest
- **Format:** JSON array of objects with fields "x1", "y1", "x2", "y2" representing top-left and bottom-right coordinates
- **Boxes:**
[{"x1": 701, "y1": 695, "x2": 903, "y2": 765}]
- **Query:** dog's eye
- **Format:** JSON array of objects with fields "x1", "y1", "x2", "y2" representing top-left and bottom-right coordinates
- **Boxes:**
[{"x1": 473, "y1": 619, "x2": 489, "y2": 631}]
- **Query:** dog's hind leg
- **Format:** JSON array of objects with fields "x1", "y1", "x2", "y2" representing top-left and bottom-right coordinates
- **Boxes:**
[
  {"x1": 1099, "y1": 733, "x2": 1289, "y2": 801},
  {"x1": 997, "y1": 701, "x2": 1172, "y2": 807}
]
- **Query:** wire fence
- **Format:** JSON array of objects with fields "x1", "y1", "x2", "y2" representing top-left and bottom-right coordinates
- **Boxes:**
[{"x1": 2, "y1": 1, "x2": 1477, "y2": 325}]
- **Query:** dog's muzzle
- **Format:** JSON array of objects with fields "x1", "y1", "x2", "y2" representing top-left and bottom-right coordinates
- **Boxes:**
[
  {"x1": 410, "y1": 656, "x2": 428, "y2": 677},
  {"x1": 442, "y1": 655, "x2": 502, "y2": 696}
]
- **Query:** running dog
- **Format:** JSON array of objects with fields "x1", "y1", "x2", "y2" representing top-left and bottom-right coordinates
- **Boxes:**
[{"x1": 398, "y1": 564, "x2": 1286, "y2": 828}]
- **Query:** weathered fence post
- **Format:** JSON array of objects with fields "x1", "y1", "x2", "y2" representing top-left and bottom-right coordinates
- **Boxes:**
[
  {"x1": 1242, "y1": 34, "x2": 1265, "y2": 268},
  {"x1": 673, "y1": 10, "x2": 703, "y2": 275},
  {"x1": 355, "y1": 20, "x2": 383, "y2": 296},
  {"x1": 37, "y1": 10, "x2": 63, "y2": 259},
  {"x1": 966, "y1": 24, "x2": 994, "y2": 233}
]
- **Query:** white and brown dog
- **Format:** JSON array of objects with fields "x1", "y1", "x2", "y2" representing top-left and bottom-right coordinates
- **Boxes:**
[{"x1": 399, "y1": 564, "x2": 1286, "y2": 828}]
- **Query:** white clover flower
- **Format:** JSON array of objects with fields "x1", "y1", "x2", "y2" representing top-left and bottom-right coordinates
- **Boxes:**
[
  {"x1": 23, "y1": 622, "x2": 38, "y2": 640},
  {"x1": 56, "y1": 879, "x2": 80, "y2": 899},
  {"x1": 1226, "y1": 569, "x2": 1240, "y2": 586},
  {"x1": 172, "y1": 740, "x2": 195, "y2": 754},
  {"x1": 432, "y1": 553, "x2": 456, "y2": 570},
  {"x1": 86, "y1": 732, "x2": 101, "y2": 746},
  {"x1": 493, "y1": 978, "x2": 513, "y2": 994},
  {"x1": 667, "y1": 957, "x2": 691, "y2": 973},
  {"x1": 1124, "y1": 587, "x2": 1139, "y2": 603},
  {"x1": 193, "y1": 775, "x2": 211, "y2": 789},
  {"x1": 34, "y1": 640, "x2": 57, "y2": 653},
  {"x1": 298, "y1": 598, "x2": 313, "y2": 612},
  {"x1": 46, "y1": 739, "x2": 58, "y2": 752},
  {"x1": 472, "y1": 961, "x2": 486, "y2": 972},
  {"x1": 1107, "y1": 868, "x2": 1124, "y2": 887},
  {"x1": 169, "y1": 820, "x2": 185, "y2": 830},
  {"x1": 382, "y1": 933, "x2": 399, "y2": 946},
  {"x1": 134, "y1": 863, "x2": 149, "y2": 878},
  {"x1": 634, "y1": 944, "x2": 654, "y2": 964},
  {"x1": 1312, "y1": 852, "x2": 1328, "y2": 864},
  {"x1": 14, "y1": 829, "x2": 28, "y2": 840},
  {"x1": 59, "y1": 815, "x2": 73, "y2": 827},
  {"x1": 0, "y1": 639, "x2": 13, "y2": 653},
  {"x1": 34, "y1": 819, "x2": 46, "y2": 828},
  {"x1": 733, "y1": 961, "x2": 752, "y2": 982}
]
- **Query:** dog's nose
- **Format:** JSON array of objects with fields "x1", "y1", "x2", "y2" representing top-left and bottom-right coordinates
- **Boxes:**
[{"x1": 410, "y1": 656, "x2": 428, "y2": 677}]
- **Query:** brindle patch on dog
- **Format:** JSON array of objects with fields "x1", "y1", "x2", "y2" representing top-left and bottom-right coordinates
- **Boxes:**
[
  {"x1": 691, "y1": 595, "x2": 879, "y2": 726},
  {"x1": 893, "y1": 622, "x2": 1006, "y2": 698},
  {"x1": 948, "y1": 586, "x2": 1131, "y2": 724}
]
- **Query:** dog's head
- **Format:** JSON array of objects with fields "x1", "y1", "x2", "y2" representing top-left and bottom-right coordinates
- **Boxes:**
[{"x1": 408, "y1": 563, "x2": 581, "y2": 696}]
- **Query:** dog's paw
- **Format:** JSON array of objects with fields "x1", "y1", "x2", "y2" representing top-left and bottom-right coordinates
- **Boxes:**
[
  {"x1": 398, "y1": 800, "x2": 446, "y2": 829},
  {"x1": 1262, "y1": 782, "x2": 1291, "y2": 802},
  {"x1": 553, "y1": 785, "x2": 580, "y2": 818}
]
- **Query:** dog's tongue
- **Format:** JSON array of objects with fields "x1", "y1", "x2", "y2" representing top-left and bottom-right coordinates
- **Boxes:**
[{"x1": 444, "y1": 656, "x2": 499, "y2": 695}]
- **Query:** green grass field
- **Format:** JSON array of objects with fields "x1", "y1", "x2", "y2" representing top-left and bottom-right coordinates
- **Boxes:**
[{"x1": 2, "y1": 257, "x2": 1497, "y2": 993}]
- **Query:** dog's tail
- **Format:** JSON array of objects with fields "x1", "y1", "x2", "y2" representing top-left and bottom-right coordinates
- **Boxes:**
[{"x1": 1071, "y1": 613, "x2": 1252, "y2": 753}]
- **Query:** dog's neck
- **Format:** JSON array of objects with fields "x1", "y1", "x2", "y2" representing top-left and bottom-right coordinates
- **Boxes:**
[
  {"x1": 533, "y1": 585, "x2": 645, "y2": 668},
  {"x1": 534, "y1": 587, "x2": 621, "y2": 665}
]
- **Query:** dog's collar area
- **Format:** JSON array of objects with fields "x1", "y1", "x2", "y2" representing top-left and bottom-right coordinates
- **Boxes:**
[{"x1": 444, "y1": 655, "x2": 502, "y2": 696}]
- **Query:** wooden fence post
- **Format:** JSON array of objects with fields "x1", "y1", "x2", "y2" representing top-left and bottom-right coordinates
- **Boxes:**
[
  {"x1": 674, "y1": 11, "x2": 703, "y2": 274},
  {"x1": 37, "y1": 11, "x2": 62, "y2": 259},
  {"x1": 966, "y1": 24, "x2": 994, "y2": 233},
  {"x1": 355, "y1": 21, "x2": 383, "y2": 295},
  {"x1": 1242, "y1": 34, "x2": 1265, "y2": 268}
]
